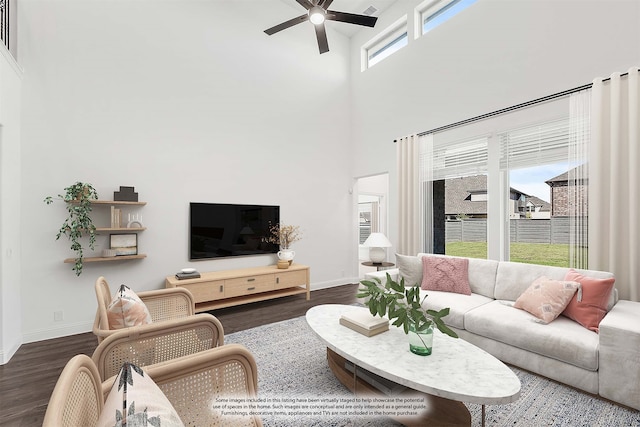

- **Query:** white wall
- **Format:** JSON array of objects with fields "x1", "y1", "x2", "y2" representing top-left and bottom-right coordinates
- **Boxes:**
[
  {"x1": 0, "y1": 44, "x2": 23, "y2": 363},
  {"x1": 349, "y1": 0, "x2": 640, "y2": 252},
  {"x1": 16, "y1": 0, "x2": 358, "y2": 344}
]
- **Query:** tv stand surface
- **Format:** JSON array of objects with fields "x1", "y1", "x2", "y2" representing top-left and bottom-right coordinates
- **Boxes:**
[{"x1": 165, "y1": 264, "x2": 310, "y2": 312}]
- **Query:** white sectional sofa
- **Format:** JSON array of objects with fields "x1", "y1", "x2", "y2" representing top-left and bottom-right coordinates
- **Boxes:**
[{"x1": 365, "y1": 253, "x2": 640, "y2": 411}]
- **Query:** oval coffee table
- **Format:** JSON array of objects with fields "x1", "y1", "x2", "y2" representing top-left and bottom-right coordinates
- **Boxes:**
[{"x1": 306, "y1": 304, "x2": 521, "y2": 427}]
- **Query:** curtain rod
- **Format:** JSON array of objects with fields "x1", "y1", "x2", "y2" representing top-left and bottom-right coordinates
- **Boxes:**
[{"x1": 394, "y1": 71, "x2": 632, "y2": 141}]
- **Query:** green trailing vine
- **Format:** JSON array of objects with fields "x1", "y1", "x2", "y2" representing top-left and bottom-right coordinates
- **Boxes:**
[
  {"x1": 357, "y1": 273, "x2": 459, "y2": 341},
  {"x1": 44, "y1": 182, "x2": 99, "y2": 276}
]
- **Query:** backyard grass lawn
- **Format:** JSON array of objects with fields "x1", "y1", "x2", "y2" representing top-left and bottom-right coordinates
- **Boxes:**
[{"x1": 446, "y1": 242, "x2": 571, "y2": 267}]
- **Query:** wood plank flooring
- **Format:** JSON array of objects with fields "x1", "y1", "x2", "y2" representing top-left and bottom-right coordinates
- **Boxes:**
[{"x1": 0, "y1": 283, "x2": 360, "y2": 427}]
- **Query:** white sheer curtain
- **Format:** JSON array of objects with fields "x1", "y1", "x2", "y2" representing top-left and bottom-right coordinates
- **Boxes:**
[
  {"x1": 396, "y1": 134, "x2": 423, "y2": 255},
  {"x1": 568, "y1": 89, "x2": 590, "y2": 269},
  {"x1": 589, "y1": 67, "x2": 640, "y2": 301}
]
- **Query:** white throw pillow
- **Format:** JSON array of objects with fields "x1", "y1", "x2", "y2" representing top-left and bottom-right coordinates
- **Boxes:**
[
  {"x1": 395, "y1": 253, "x2": 423, "y2": 287},
  {"x1": 97, "y1": 362, "x2": 184, "y2": 427}
]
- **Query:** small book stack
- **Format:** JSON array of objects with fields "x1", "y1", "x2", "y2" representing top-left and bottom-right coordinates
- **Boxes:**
[
  {"x1": 110, "y1": 206, "x2": 122, "y2": 228},
  {"x1": 175, "y1": 271, "x2": 201, "y2": 280},
  {"x1": 340, "y1": 310, "x2": 389, "y2": 337}
]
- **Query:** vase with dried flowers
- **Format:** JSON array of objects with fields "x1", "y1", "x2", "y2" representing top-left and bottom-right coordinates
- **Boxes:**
[{"x1": 264, "y1": 223, "x2": 302, "y2": 264}]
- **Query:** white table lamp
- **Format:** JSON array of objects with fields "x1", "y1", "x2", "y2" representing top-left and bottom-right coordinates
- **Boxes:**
[{"x1": 363, "y1": 232, "x2": 392, "y2": 263}]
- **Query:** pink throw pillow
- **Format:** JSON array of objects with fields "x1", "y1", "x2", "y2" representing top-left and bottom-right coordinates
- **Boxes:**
[
  {"x1": 107, "y1": 284, "x2": 152, "y2": 330},
  {"x1": 514, "y1": 276, "x2": 580, "y2": 324},
  {"x1": 421, "y1": 256, "x2": 471, "y2": 295},
  {"x1": 562, "y1": 269, "x2": 615, "y2": 332}
]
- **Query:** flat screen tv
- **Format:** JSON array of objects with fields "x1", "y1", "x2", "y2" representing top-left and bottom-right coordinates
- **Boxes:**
[{"x1": 189, "y1": 202, "x2": 280, "y2": 261}]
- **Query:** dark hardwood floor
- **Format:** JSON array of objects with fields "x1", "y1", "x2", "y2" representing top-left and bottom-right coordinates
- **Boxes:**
[{"x1": 0, "y1": 283, "x2": 360, "y2": 427}]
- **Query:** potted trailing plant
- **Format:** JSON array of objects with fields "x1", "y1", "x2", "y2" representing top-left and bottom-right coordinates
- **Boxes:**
[
  {"x1": 44, "y1": 182, "x2": 99, "y2": 276},
  {"x1": 357, "y1": 273, "x2": 458, "y2": 355}
]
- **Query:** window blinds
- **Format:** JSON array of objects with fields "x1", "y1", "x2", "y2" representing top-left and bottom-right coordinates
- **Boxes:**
[
  {"x1": 499, "y1": 117, "x2": 570, "y2": 169},
  {"x1": 421, "y1": 136, "x2": 488, "y2": 181}
]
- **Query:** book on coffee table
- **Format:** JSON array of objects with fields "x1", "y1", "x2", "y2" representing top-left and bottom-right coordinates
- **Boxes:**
[{"x1": 339, "y1": 311, "x2": 389, "y2": 337}]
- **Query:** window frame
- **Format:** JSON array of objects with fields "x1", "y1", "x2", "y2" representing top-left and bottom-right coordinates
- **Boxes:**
[
  {"x1": 361, "y1": 15, "x2": 408, "y2": 71},
  {"x1": 414, "y1": 0, "x2": 477, "y2": 39}
]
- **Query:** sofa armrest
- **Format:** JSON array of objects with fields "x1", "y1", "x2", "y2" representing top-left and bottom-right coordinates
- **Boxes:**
[
  {"x1": 598, "y1": 300, "x2": 640, "y2": 410},
  {"x1": 363, "y1": 268, "x2": 399, "y2": 282}
]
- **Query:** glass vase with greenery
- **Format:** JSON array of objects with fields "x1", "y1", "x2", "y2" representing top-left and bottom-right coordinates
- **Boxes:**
[{"x1": 357, "y1": 273, "x2": 458, "y2": 354}]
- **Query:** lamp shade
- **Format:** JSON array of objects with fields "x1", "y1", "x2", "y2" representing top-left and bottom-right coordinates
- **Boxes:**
[{"x1": 363, "y1": 233, "x2": 392, "y2": 248}]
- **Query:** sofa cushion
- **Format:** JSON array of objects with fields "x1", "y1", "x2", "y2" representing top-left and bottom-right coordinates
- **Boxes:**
[
  {"x1": 513, "y1": 276, "x2": 580, "y2": 324},
  {"x1": 421, "y1": 256, "x2": 471, "y2": 295},
  {"x1": 421, "y1": 290, "x2": 493, "y2": 330},
  {"x1": 418, "y1": 253, "x2": 498, "y2": 298},
  {"x1": 465, "y1": 300, "x2": 600, "y2": 371},
  {"x1": 395, "y1": 253, "x2": 423, "y2": 287},
  {"x1": 562, "y1": 269, "x2": 616, "y2": 332}
]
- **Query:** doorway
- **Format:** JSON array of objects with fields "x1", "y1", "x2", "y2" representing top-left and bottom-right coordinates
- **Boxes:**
[{"x1": 356, "y1": 173, "x2": 389, "y2": 278}]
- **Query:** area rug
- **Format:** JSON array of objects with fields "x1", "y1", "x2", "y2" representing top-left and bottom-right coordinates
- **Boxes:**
[{"x1": 225, "y1": 315, "x2": 640, "y2": 427}]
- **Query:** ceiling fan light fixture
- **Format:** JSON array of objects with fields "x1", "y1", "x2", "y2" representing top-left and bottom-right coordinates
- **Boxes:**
[{"x1": 309, "y1": 6, "x2": 325, "y2": 25}]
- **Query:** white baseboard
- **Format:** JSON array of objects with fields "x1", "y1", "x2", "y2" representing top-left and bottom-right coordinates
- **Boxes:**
[
  {"x1": 311, "y1": 277, "x2": 360, "y2": 291},
  {"x1": 22, "y1": 321, "x2": 93, "y2": 344}
]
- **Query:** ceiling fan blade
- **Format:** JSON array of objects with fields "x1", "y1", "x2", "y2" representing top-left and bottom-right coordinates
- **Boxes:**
[
  {"x1": 326, "y1": 10, "x2": 378, "y2": 27},
  {"x1": 320, "y1": 0, "x2": 334, "y2": 8},
  {"x1": 294, "y1": 0, "x2": 314, "y2": 10},
  {"x1": 315, "y1": 22, "x2": 329, "y2": 54},
  {"x1": 264, "y1": 14, "x2": 309, "y2": 35}
]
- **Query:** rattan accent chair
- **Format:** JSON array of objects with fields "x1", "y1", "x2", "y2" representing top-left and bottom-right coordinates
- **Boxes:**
[
  {"x1": 44, "y1": 344, "x2": 263, "y2": 427},
  {"x1": 93, "y1": 276, "x2": 196, "y2": 343},
  {"x1": 92, "y1": 312, "x2": 224, "y2": 380}
]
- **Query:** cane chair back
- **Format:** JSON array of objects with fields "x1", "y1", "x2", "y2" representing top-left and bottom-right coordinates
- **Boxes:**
[{"x1": 92, "y1": 313, "x2": 224, "y2": 380}]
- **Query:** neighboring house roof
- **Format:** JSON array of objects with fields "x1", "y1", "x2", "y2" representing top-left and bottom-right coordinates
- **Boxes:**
[
  {"x1": 445, "y1": 175, "x2": 551, "y2": 215},
  {"x1": 524, "y1": 195, "x2": 551, "y2": 212},
  {"x1": 445, "y1": 175, "x2": 488, "y2": 216},
  {"x1": 546, "y1": 166, "x2": 589, "y2": 187}
]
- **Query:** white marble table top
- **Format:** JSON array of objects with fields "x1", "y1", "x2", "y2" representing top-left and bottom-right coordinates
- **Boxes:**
[{"x1": 306, "y1": 304, "x2": 521, "y2": 405}]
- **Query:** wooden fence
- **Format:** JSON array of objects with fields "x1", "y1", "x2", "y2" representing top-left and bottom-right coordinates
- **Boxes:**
[{"x1": 446, "y1": 218, "x2": 586, "y2": 244}]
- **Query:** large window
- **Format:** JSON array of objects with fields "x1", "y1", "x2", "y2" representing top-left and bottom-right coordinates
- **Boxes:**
[{"x1": 420, "y1": 98, "x2": 589, "y2": 268}]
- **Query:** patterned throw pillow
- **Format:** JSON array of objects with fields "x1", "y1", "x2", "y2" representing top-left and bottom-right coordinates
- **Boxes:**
[
  {"x1": 562, "y1": 269, "x2": 615, "y2": 332},
  {"x1": 97, "y1": 362, "x2": 184, "y2": 427},
  {"x1": 421, "y1": 256, "x2": 472, "y2": 295},
  {"x1": 514, "y1": 276, "x2": 580, "y2": 324},
  {"x1": 107, "y1": 284, "x2": 152, "y2": 330}
]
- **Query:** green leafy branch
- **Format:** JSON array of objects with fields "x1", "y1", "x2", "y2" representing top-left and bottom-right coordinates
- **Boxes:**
[{"x1": 357, "y1": 273, "x2": 458, "y2": 339}]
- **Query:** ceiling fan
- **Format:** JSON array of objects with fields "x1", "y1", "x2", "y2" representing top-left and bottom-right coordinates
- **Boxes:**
[{"x1": 264, "y1": 0, "x2": 378, "y2": 54}]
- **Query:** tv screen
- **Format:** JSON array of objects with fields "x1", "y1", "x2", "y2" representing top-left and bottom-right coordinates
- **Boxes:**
[{"x1": 189, "y1": 203, "x2": 280, "y2": 260}]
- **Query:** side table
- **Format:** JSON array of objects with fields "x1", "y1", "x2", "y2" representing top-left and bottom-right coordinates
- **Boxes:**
[{"x1": 361, "y1": 261, "x2": 395, "y2": 271}]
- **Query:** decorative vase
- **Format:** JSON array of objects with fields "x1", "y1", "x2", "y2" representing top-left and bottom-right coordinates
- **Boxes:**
[
  {"x1": 408, "y1": 322, "x2": 434, "y2": 356},
  {"x1": 277, "y1": 249, "x2": 295, "y2": 264}
]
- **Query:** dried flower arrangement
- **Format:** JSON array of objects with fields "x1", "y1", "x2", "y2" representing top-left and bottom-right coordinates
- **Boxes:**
[{"x1": 263, "y1": 223, "x2": 302, "y2": 249}]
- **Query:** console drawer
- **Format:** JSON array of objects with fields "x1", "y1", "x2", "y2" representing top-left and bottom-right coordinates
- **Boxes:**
[
  {"x1": 225, "y1": 274, "x2": 274, "y2": 298},
  {"x1": 275, "y1": 270, "x2": 307, "y2": 290},
  {"x1": 180, "y1": 280, "x2": 225, "y2": 303}
]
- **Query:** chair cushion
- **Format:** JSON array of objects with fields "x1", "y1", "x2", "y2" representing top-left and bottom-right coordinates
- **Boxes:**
[
  {"x1": 513, "y1": 276, "x2": 580, "y2": 324},
  {"x1": 465, "y1": 300, "x2": 600, "y2": 371},
  {"x1": 97, "y1": 362, "x2": 184, "y2": 427},
  {"x1": 562, "y1": 269, "x2": 615, "y2": 332},
  {"x1": 421, "y1": 256, "x2": 471, "y2": 295},
  {"x1": 107, "y1": 284, "x2": 152, "y2": 330}
]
